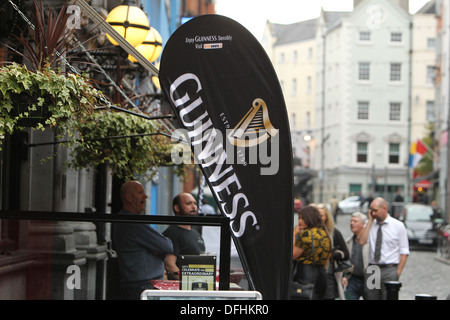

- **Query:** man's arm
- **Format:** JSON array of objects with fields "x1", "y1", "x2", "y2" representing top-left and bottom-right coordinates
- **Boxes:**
[
  {"x1": 359, "y1": 214, "x2": 374, "y2": 245},
  {"x1": 397, "y1": 254, "x2": 408, "y2": 277},
  {"x1": 164, "y1": 254, "x2": 179, "y2": 280}
]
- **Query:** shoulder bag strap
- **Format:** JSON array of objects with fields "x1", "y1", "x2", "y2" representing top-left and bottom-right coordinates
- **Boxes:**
[{"x1": 310, "y1": 229, "x2": 315, "y2": 265}]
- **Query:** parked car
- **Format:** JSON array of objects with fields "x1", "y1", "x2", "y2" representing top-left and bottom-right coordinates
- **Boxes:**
[
  {"x1": 337, "y1": 196, "x2": 368, "y2": 215},
  {"x1": 401, "y1": 204, "x2": 438, "y2": 247}
]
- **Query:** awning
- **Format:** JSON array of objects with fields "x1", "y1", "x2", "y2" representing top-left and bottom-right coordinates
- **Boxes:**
[{"x1": 415, "y1": 180, "x2": 431, "y2": 189}]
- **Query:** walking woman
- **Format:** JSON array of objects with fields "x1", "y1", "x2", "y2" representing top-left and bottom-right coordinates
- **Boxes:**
[
  {"x1": 316, "y1": 203, "x2": 349, "y2": 300},
  {"x1": 293, "y1": 206, "x2": 332, "y2": 300}
]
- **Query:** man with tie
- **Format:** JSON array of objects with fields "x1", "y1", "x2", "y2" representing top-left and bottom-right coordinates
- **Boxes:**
[{"x1": 358, "y1": 197, "x2": 409, "y2": 300}]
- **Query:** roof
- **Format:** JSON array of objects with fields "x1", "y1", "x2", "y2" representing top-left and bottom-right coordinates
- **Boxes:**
[
  {"x1": 416, "y1": 0, "x2": 436, "y2": 14},
  {"x1": 270, "y1": 11, "x2": 350, "y2": 46},
  {"x1": 271, "y1": 18, "x2": 318, "y2": 46}
]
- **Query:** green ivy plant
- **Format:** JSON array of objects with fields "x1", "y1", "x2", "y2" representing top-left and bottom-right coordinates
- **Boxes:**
[
  {"x1": 0, "y1": 0, "x2": 186, "y2": 181},
  {"x1": 0, "y1": 62, "x2": 100, "y2": 144},
  {"x1": 67, "y1": 110, "x2": 186, "y2": 181}
]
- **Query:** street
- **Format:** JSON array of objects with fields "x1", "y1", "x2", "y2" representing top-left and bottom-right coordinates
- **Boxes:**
[
  {"x1": 334, "y1": 213, "x2": 450, "y2": 300},
  {"x1": 224, "y1": 212, "x2": 450, "y2": 299}
]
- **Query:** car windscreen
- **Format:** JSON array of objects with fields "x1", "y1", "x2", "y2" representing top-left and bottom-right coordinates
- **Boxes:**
[{"x1": 407, "y1": 206, "x2": 433, "y2": 222}]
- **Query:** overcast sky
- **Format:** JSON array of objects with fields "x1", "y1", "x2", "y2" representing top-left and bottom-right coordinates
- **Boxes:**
[{"x1": 215, "y1": 0, "x2": 431, "y2": 40}]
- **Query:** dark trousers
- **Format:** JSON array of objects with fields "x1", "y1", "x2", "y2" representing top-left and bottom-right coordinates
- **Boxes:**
[
  {"x1": 345, "y1": 276, "x2": 365, "y2": 300},
  {"x1": 295, "y1": 264, "x2": 327, "y2": 300},
  {"x1": 120, "y1": 281, "x2": 154, "y2": 300}
]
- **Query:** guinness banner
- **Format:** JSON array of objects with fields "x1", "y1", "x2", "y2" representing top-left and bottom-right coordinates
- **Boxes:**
[{"x1": 159, "y1": 15, "x2": 293, "y2": 300}]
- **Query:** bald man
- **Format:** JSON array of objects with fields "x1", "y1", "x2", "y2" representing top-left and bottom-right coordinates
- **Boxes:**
[
  {"x1": 112, "y1": 181, "x2": 173, "y2": 299},
  {"x1": 163, "y1": 193, "x2": 205, "y2": 280},
  {"x1": 359, "y1": 197, "x2": 409, "y2": 300}
]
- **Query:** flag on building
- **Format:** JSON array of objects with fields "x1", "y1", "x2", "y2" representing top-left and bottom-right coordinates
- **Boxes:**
[{"x1": 409, "y1": 140, "x2": 428, "y2": 168}]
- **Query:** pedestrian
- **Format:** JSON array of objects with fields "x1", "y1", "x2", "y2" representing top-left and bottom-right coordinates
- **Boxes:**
[
  {"x1": 342, "y1": 212, "x2": 369, "y2": 300},
  {"x1": 163, "y1": 193, "x2": 206, "y2": 280},
  {"x1": 329, "y1": 195, "x2": 339, "y2": 222},
  {"x1": 112, "y1": 181, "x2": 174, "y2": 300},
  {"x1": 292, "y1": 205, "x2": 332, "y2": 300},
  {"x1": 358, "y1": 197, "x2": 409, "y2": 300},
  {"x1": 394, "y1": 190, "x2": 404, "y2": 202},
  {"x1": 315, "y1": 203, "x2": 349, "y2": 300}
]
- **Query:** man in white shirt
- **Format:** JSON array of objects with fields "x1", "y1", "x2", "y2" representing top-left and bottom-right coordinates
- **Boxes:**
[{"x1": 359, "y1": 197, "x2": 409, "y2": 300}]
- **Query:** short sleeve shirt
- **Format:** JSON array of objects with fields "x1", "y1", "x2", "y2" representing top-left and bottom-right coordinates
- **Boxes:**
[
  {"x1": 295, "y1": 227, "x2": 331, "y2": 266},
  {"x1": 163, "y1": 225, "x2": 205, "y2": 268}
]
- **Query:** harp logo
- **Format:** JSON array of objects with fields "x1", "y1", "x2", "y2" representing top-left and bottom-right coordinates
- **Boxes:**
[{"x1": 227, "y1": 99, "x2": 278, "y2": 148}]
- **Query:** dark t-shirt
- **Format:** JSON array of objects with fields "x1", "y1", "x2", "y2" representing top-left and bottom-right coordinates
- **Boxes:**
[{"x1": 163, "y1": 225, "x2": 205, "y2": 268}]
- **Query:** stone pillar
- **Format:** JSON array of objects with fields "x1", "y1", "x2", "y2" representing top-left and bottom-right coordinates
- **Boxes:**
[
  {"x1": 27, "y1": 221, "x2": 86, "y2": 300},
  {"x1": 70, "y1": 222, "x2": 108, "y2": 300}
]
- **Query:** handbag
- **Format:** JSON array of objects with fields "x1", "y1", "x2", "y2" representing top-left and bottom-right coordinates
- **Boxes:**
[
  {"x1": 290, "y1": 230, "x2": 315, "y2": 300},
  {"x1": 334, "y1": 259, "x2": 354, "y2": 274}
]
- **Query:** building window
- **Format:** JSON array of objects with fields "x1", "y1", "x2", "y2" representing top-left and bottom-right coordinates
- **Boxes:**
[
  {"x1": 308, "y1": 47, "x2": 313, "y2": 60},
  {"x1": 427, "y1": 38, "x2": 436, "y2": 49},
  {"x1": 390, "y1": 63, "x2": 402, "y2": 81},
  {"x1": 291, "y1": 113, "x2": 296, "y2": 130},
  {"x1": 427, "y1": 66, "x2": 435, "y2": 84},
  {"x1": 357, "y1": 142, "x2": 368, "y2": 163},
  {"x1": 358, "y1": 62, "x2": 370, "y2": 81},
  {"x1": 306, "y1": 76, "x2": 311, "y2": 94},
  {"x1": 389, "y1": 143, "x2": 400, "y2": 164},
  {"x1": 279, "y1": 52, "x2": 284, "y2": 64},
  {"x1": 306, "y1": 111, "x2": 311, "y2": 129},
  {"x1": 357, "y1": 101, "x2": 369, "y2": 120},
  {"x1": 359, "y1": 31, "x2": 371, "y2": 41},
  {"x1": 389, "y1": 102, "x2": 401, "y2": 121},
  {"x1": 426, "y1": 101, "x2": 435, "y2": 121},
  {"x1": 293, "y1": 50, "x2": 298, "y2": 64},
  {"x1": 291, "y1": 78, "x2": 297, "y2": 96},
  {"x1": 390, "y1": 32, "x2": 402, "y2": 43}
]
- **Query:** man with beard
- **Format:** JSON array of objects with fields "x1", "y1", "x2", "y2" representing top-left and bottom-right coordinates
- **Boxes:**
[{"x1": 163, "y1": 193, "x2": 206, "y2": 280}]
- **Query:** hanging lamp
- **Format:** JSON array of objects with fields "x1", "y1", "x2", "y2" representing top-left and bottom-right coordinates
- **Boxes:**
[
  {"x1": 106, "y1": 0, "x2": 150, "y2": 47},
  {"x1": 128, "y1": 27, "x2": 163, "y2": 63}
]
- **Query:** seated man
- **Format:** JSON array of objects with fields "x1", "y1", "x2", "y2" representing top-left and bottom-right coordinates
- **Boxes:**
[
  {"x1": 113, "y1": 181, "x2": 173, "y2": 299},
  {"x1": 163, "y1": 193, "x2": 205, "y2": 280}
]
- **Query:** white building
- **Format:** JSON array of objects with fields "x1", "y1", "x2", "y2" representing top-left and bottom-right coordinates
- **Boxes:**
[
  {"x1": 263, "y1": 0, "x2": 435, "y2": 203},
  {"x1": 435, "y1": 0, "x2": 450, "y2": 214}
]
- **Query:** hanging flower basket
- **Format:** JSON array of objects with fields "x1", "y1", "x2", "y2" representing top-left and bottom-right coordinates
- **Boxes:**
[
  {"x1": 10, "y1": 92, "x2": 51, "y2": 127},
  {"x1": 0, "y1": 63, "x2": 101, "y2": 145}
]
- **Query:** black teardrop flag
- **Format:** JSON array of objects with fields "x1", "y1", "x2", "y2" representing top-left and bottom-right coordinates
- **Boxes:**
[{"x1": 159, "y1": 15, "x2": 293, "y2": 300}]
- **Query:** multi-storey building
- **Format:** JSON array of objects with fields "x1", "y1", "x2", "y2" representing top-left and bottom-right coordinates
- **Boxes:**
[
  {"x1": 435, "y1": 0, "x2": 450, "y2": 216},
  {"x1": 263, "y1": 0, "x2": 436, "y2": 204}
]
